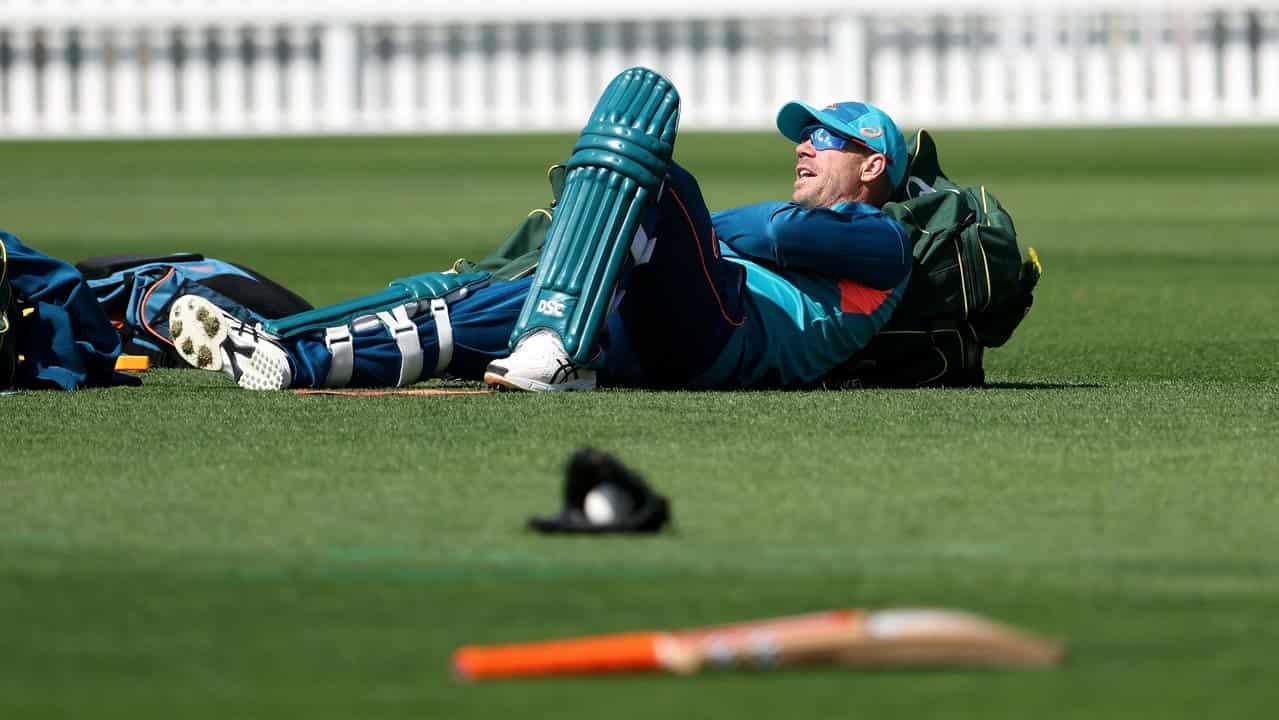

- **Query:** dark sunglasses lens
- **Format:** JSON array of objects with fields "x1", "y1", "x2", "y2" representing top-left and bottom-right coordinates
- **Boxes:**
[{"x1": 811, "y1": 127, "x2": 847, "y2": 150}]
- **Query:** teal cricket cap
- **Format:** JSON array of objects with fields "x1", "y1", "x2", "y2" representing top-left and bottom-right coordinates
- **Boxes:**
[{"x1": 776, "y1": 101, "x2": 908, "y2": 191}]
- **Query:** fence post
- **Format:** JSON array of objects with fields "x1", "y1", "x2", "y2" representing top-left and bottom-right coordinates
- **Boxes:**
[
  {"x1": 1012, "y1": 12, "x2": 1043, "y2": 121},
  {"x1": 182, "y1": 26, "x2": 213, "y2": 133},
  {"x1": 1260, "y1": 11, "x2": 1279, "y2": 117},
  {"x1": 1222, "y1": 9, "x2": 1253, "y2": 118},
  {"x1": 803, "y1": 21, "x2": 833, "y2": 107},
  {"x1": 286, "y1": 24, "x2": 315, "y2": 132},
  {"x1": 738, "y1": 18, "x2": 769, "y2": 127},
  {"x1": 215, "y1": 25, "x2": 245, "y2": 132},
  {"x1": 249, "y1": 24, "x2": 281, "y2": 132},
  {"x1": 630, "y1": 20, "x2": 660, "y2": 74},
  {"x1": 389, "y1": 24, "x2": 417, "y2": 130},
  {"x1": 1116, "y1": 13, "x2": 1148, "y2": 120},
  {"x1": 872, "y1": 15, "x2": 908, "y2": 123},
  {"x1": 1186, "y1": 10, "x2": 1217, "y2": 120},
  {"x1": 355, "y1": 25, "x2": 376, "y2": 129},
  {"x1": 321, "y1": 21, "x2": 356, "y2": 132},
  {"x1": 1081, "y1": 13, "x2": 1111, "y2": 121},
  {"x1": 457, "y1": 23, "x2": 484, "y2": 130},
  {"x1": 9, "y1": 28, "x2": 38, "y2": 134},
  {"x1": 563, "y1": 22, "x2": 593, "y2": 125},
  {"x1": 493, "y1": 23, "x2": 520, "y2": 130},
  {"x1": 422, "y1": 23, "x2": 451, "y2": 130},
  {"x1": 828, "y1": 15, "x2": 869, "y2": 109},
  {"x1": 1045, "y1": 12, "x2": 1079, "y2": 122},
  {"x1": 943, "y1": 13, "x2": 976, "y2": 124},
  {"x1": 701, "y1": 19, "x2": 730, "y2": 127},
  {"x1": 112, "y1": 28, "x2": 144, "y2": 134},
  {"x1": 768, "y1": 19, "x2": 800, "y2": 113},
  {"x1": 78, "y1": 27, "x2": 109, "y2": 134},
  {"x1": 977, "y1": 14, "x2": 1009, "y2": 124},
  {"x1": 1151, "y1": 10, "x2": 1182, "y2": 120},
  {"x1": 908, "y1": 14, "x2": 940, "y2": 124},
  {"x1": 146, "y1": 26, "x2": 177, "y2": 134},
  {"x1": 597, "y1": 21, "x2": 625, "y2": 92},
  {"x1": 527, "y1": 22, "x2": 555, "y2": 129},
  {"x1": 43, "y1": 27, "x2": 72, "y2": 133},
  {"x1": 666, "y1": 20, "x2": 696, "y2": 117}
]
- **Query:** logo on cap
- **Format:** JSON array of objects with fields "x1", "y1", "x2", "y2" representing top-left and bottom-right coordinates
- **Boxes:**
[{"x1": 860, "y1": 127, "x2": 884, "y2": 139}]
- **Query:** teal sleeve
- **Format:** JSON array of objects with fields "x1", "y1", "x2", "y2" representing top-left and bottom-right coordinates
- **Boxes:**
[{"x1": 712, "y1": 201, "x2": 910, "y2": 290}]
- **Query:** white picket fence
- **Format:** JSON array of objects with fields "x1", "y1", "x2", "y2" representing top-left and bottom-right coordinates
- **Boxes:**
[{"x1": 1, "y1": 0, "x2": 1277, "y2": 138}]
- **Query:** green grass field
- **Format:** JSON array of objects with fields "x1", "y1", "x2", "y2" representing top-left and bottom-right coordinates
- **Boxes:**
[{"x1": 2, "y1": 127, "x2": 1277, "y2": 718}]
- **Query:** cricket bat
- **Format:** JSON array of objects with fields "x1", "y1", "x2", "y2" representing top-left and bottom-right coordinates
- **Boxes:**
[{"x1": 453, "y1": 607, "x2": 1065, "y2": 680}]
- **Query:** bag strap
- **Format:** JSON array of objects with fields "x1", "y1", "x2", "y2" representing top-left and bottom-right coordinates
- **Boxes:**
[{"x1": 75, "y1": 252, "x2": 205, "y2": 280}]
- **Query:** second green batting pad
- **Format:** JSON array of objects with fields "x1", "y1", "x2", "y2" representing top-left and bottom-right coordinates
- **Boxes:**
[{"x1": 508, "y1": 67, "x2": 680, "y2": 363}]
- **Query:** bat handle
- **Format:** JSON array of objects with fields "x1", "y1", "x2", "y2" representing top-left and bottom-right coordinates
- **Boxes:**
[{"x1": 453, "y1": 631, "x2": 664, "y2": 680}]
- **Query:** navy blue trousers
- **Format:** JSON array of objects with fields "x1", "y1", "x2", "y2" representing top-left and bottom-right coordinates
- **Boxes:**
[{"x1": 283, "y1": 163, "x2": 746, "y2": 389}]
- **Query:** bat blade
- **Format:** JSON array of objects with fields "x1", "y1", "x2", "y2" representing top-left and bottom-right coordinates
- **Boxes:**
[
  {"x1": 662, "y1": 608, "x2": 1063, "y2": 673},
  {"x1": 832, "y1": 609, "x2": 1066, "y2": 668}
]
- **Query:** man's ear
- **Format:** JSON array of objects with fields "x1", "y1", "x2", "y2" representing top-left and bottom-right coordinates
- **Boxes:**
[{"x1": 860, "y1": 153, "x2": 889, "y2": 185}]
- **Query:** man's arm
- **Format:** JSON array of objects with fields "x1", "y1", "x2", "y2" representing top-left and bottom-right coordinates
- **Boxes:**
[{"x1": 712, "y1": 202, "x2": 910, "y2": 289}]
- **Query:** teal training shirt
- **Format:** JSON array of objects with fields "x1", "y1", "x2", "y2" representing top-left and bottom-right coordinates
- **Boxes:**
[{"x1": 695, "y1": 201, "x2": 911, "y2": 388}]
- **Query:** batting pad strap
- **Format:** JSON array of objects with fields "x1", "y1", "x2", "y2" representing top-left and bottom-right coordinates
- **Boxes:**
[
  {"x1": 323, "y1": 325, "x2": 354, "y2": 387},
  {"x1": 430, "y1": 298, "x2": 454, "y2": 375},
  {"x1": 377, "y1": 305, "x2": 423, "y2": 387}
]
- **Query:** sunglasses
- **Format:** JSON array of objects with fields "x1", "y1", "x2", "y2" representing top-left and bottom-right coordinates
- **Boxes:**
[
  {"x1": 800, "y1": 124, "x2": 894, "y2": 165},
  {"x1": 801, "y1": 125, "x2": 856, "y2": 151}
]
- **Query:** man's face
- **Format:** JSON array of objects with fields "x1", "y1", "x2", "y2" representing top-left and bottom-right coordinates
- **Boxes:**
[{"x1": 791, "y1": 127, "x2": 882, "y2": 208}]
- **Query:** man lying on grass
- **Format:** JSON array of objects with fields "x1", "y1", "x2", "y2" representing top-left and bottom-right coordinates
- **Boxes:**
[{"x1": 169, "y1": 67, "x2": 912, "y2": 392}]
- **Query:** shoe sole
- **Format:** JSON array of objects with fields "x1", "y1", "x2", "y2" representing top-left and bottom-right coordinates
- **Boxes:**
[
  {"x1": 169, "y1": 295, "x2": 291, "y2": 391},
  {"x1": 170, "y1": 295, "x2": 230, "y2": 374},
  {"x1": 483, "y1": 368, "x2": 596, "y2": 392},
  {"x1": 237, "y1": 344, "x2": 292, "y2": 391}
]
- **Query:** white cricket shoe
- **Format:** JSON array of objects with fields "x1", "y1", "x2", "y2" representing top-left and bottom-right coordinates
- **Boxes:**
[
  {"x1": 168, "y1": 294, "x2": 293, "y2": 391},
  {"x1": 483, "y1": 329, "x2": 597, "y2": 392}
]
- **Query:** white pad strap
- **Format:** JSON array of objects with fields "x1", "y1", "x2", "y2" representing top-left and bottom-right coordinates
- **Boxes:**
[
  {"x1": 323, "y1": 325, "x2": 354, "y2": 387},
  {"x1": 376, "y1": 305, "x2": 422, "y2": 387},
  {"x1": 430, "y1": 298, "x2": 454, "y2": 375}
]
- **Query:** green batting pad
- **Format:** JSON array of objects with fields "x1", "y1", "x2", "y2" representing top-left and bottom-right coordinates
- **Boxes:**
[
  {"x1": 263, "y1": 271, "x2": 490, "y2": 339},
  {"x1": 509, "y1": 67, "x2": 680, "y2": 363}
]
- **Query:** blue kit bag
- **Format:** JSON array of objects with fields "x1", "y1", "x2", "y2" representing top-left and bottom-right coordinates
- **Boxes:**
[
  {"x1": 2, "y1": 231, "x2": 140, "y2": 390},
  {"x1": 78, "y1": 253, "x2": 312, "y2": 367}
]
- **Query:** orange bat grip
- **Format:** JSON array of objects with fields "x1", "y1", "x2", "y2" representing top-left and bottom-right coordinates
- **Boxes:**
[{"x1": 453, "y1": 631, "x2": 662, "y2": 680}]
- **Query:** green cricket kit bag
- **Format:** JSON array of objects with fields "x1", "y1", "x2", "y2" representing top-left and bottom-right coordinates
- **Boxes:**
[
  {"x1": 454, "y1": 164, "x2": 564, "y2": 282},
  {"x1": 78, "y1": 253, "x2": 312, "y2": 367},
  {"x1": 826, "y1": 129, "x2": 1042, "y2": 388}
]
